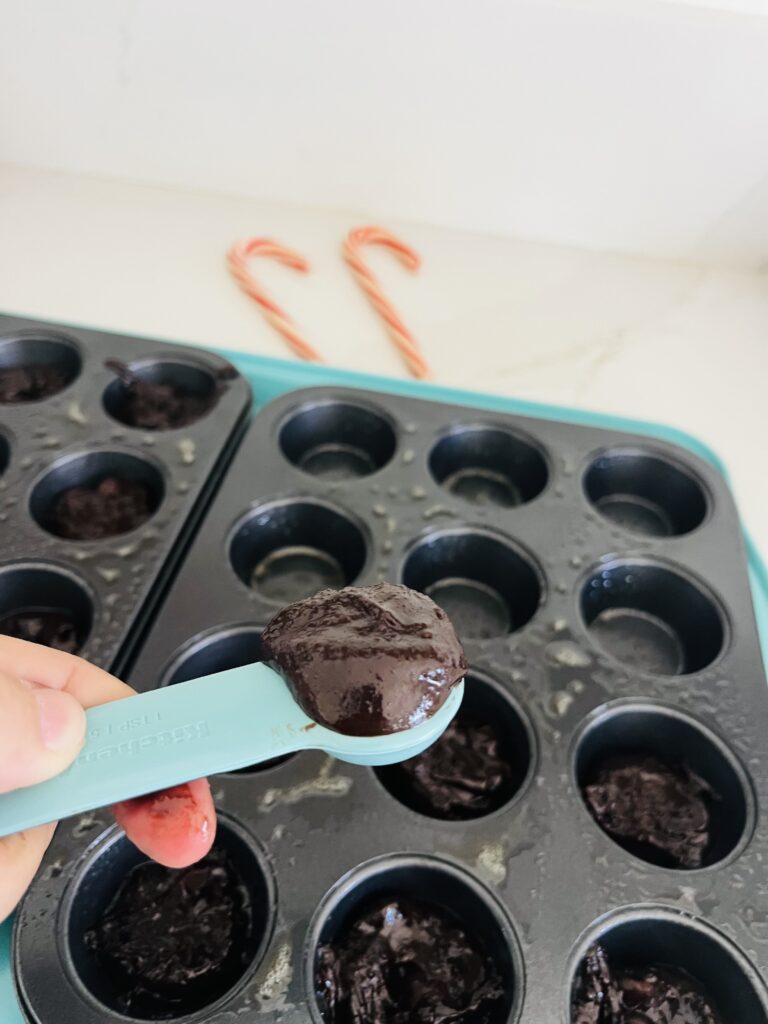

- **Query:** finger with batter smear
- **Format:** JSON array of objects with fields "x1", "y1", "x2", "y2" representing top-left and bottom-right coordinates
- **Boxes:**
[{"x1": 111, "y1": 778, "x2": 215, "y2": 870}]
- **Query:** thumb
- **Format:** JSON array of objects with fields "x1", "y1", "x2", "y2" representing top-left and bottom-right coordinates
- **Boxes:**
[{"x1": 0, "y1": 671, "x2": 86, "y2": 793}]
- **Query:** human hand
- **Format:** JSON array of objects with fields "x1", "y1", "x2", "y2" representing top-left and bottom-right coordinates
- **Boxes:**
[{"x1": 0, "y1": 636, "x2": 216, "y2": 922}]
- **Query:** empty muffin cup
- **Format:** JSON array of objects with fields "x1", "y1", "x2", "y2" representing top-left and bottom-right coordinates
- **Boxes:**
[
  {"x1": 55, "y1": 819, "x2": 273, "y2": 1021},
  {"x1": 375, "y1": 672, "x2": 534, "y2": 819},
  {"x1": 580, "y1": 559, "x2": 725, "y2": 675},
  {"x1": 574, "y1": 702, "x2": 753, "y2": 869},
  {"x1": 30, "y1": 450, "x2": 165, "y2": 541},
  {"x1": 307, "y1": 854, "x2": 521, "y2": 1024},
  {"x1": 103, "y1": 358, "x2": 221, "y2": 431},
  {"x1": 280, "y1": 400, "x2": 397, "y2": 480},
  {"x1": 0, "y1": 562, "x2": 93, "y2": 653},
  {"x1": 229, "y1": 498, "x2": 368, "y2": 603},
  {"x1": 430, "y1": 425, "x2": 548, "y2": 508},
  {"x1": 569, "y1": 906, "x2": 768, "y2": 1022},
  {"x1": 584, "y1": 448, "x2": 708, "y2": 537},
  {"x1": 163, "y1": 625, "x2": 292, "y2": 772},
  {"x1": 0, "y1": 331, "x2": 81, "y2": 403},
  {"x1": 402, "y1": 527, "x2": 543, "y2": 640}
]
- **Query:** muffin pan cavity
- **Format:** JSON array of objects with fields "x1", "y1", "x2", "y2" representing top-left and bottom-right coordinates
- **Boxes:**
[
  {"x1": 16, "y1": 819, "x2": 273, "y2": 1023},
  {"x1": 375, "y1": 672, "x2": 534, "y2": 820},
  {"x1": 0, "y1": 562, "x2": 94, "y2": 653},
  {"x1": 580, "y1": 559, "x2": 726, "y2": 675},
  {"x1": 584, "y1": 447, "x2": 708, "y2": 537},
  {"x1": 574, "y1": 702, "x2": 752, "y2": 869},
  {"x1": 103, "y1": 358, "x2": 221, "y2": 431},
  {"x1": 429, "y1": 424, "x2": 548, "y2": 508},
  {"x1": 402, "y1": 528, "x2": 543, "y2": 640},
  {"x1": 569, "y1": 907, "x2": 768, "y2": 1022},
  {"x1": 307, "y1": 855, "x2": 521, "y2": 1024},
  {"x1": 229, "y1": 499, "x2": 368, "y2": 603},
  {"x1": 0, "y1": 331, "x2": 81, "y2": 403},
  {"x1": 280, "y1": 400, "x2": 397, "y2": 480},
  {"x1": 30, "y1": 450, "x2": 165, "y2": 540}
]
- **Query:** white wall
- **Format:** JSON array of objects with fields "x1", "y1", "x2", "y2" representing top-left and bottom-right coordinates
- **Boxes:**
[{"x1": 1, "y1": 0, "x2": 767, "y2": 266}]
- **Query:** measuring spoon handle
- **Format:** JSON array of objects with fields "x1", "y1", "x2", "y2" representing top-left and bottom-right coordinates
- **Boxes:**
[{"x1": 0, "y1": 663, "x2": 307, "y2": 837}]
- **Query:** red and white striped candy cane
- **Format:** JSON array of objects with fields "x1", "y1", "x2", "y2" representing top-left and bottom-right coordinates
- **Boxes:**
[
  {"x1": 343, "y1": 226, "x2": 431, "y2": 380},
  {"x1": 226, "y1": 238, "x2": 324, "y2": 363}
]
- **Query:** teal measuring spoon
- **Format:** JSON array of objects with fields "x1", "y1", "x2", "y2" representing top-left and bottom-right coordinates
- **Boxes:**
[{"x1": 0, "y1": 663, "x2": 464, "y2": 837}]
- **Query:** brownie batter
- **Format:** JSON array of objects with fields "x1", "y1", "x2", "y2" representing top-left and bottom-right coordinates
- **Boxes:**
[
  {"x1": 572, "y1": 943, "x2": 722, "y2": 1023},
  {"x1": 315, "y1": 896, "x2": 504, "y2": 1024},
  {"x1": 50, "y1": 476, "x2": 152, "y2": 539},
  {"x1": 0, "y1": 609, "x2": 81, "y2": 653},
  {"x1": 0, "y1": 365, "x2": 70, "y2": 403},
  {"x1": 85, "y1": 848, "x2": 253, "y2": 1019},
  {"x1": 582, "y1": 754, "x2": 716, "y2": 869},
  {"x1": 380, "y1": 715, "x2": 517, "y2": 819},
  {"x1": 105, "y1": 359, "x2": 229, "y2": 430},
  {"x1": 262, "y1": 582, "x2": 467, "y2": 736}
]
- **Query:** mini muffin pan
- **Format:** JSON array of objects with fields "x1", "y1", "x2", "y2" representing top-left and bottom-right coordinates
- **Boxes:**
[
  {"x1": 0, "y1": 313, "x2": 251, "y2": 674},
  {"x1": 13, "y1": 381, "x2": 768, "y2": 1023}
]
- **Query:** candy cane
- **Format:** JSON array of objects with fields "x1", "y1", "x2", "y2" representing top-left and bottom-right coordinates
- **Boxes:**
[
  {"x1": 226, "y1": 238, "x2": 324, "y2": 363},
  {"x1": 343, "y1": 226, "x2": 431, "y2": 380}
]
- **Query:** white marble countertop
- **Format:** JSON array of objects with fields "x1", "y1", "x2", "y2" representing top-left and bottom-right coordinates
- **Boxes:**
[{"x1": 1, "y1": 164, "x2": 766, "y2": 565}]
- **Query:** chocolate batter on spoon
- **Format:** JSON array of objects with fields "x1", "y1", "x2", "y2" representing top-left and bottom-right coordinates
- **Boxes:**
[{"x1": 262, "y1": 582, "x2": 467, "y2": 737}]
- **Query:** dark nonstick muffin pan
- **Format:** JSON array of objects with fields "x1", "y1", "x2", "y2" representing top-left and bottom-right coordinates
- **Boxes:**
[
  {"x1": 0, "y1": 313, "x2": 251, "y2": 675},
  {"x1": 13, "y1": 382, "x2": 768, "y2": 1023}
]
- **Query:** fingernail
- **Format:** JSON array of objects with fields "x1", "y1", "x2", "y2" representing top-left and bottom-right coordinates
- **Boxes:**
[{"x1": 34, "y1": 690, "x2": 86, "y2": 751}]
